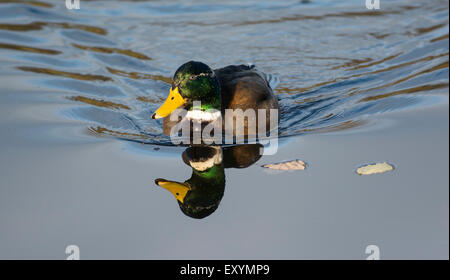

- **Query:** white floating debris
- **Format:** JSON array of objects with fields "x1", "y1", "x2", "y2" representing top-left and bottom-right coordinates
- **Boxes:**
[
  {"x1": 261, "y1": 159, "x2": 307, "y2": 171},
  {"x1": 356, "y1": 162, "x2": 394, "y2": 175}
]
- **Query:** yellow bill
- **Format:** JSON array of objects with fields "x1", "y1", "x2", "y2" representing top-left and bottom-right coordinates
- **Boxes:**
[
  {"x1": 155, "y1": 178, "x2": 190, "y2": 203},
  {"x1": 151, "y1": 87, "x2": 185, "y2": 119}
]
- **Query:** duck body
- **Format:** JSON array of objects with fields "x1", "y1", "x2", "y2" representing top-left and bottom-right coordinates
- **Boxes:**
[
  {"x1": 215, "y1": 64, "x2": 280, "y2": 136},
  {"x1": 215, "y1": 64, "x2": 279, "y2": 116},
  {"x1": 153, "y1": 62, "x2": 280, "y2": 138}
]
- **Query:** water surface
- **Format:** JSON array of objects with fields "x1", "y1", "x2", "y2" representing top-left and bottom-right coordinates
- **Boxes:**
[{"x1": 0, "y1": 0, "x2": 448, "y2": 259}]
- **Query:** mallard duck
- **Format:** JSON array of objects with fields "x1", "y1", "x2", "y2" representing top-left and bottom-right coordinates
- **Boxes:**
[
  {"x1": 151, "y1": 61, "x2": 280, "y2": 137},
  {"x1": 155, "y1": 146, "x2": 226, "y2": 219},
  {"x1": 154, "y1": 144, "x2": 262, "y2": 219}
]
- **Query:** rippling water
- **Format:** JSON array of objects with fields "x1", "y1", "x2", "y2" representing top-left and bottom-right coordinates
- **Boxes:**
[
  {"x1": 0, "y1": 0, "x2": 447, "y2": 145},
  {"x1": 0, "y1": 0, "x2": 449, "y2": 259}
]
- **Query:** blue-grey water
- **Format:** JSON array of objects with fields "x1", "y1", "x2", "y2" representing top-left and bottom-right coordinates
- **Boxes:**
[{"x1": 0, "y1": 0, "x2": 448, "y2": 259}]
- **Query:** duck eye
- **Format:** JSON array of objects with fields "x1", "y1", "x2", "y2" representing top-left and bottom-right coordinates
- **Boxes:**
[{"x1": 189, "y1": 75, "x2": 195, "y2": 80}]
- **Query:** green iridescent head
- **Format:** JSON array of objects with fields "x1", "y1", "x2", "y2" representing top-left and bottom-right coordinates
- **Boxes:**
[
  {"x1": 154, "y1": 146, "x2": 225, "y2": 219},
  {"x1": 173, "y1": 61, "x2": 221, "y2": 110},
  {"x1": 151, "y1": 61, "x2": 221, "y2": 119}
]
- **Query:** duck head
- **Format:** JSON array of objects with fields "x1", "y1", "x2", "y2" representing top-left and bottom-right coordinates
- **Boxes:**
[
  {"x1": 154, "y1": 144, "x2": 264, "y2": 219},
  {"x1": 155, "y1": 146, "x2": 225, "y2": 219},
  {"x1": 151, "y1": 61, "x2": 221, "y2": 119}
]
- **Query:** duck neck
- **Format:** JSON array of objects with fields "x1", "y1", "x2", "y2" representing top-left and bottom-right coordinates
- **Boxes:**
[{"x1": 186, "y1": 88, "x2": 222, "y2": 122}]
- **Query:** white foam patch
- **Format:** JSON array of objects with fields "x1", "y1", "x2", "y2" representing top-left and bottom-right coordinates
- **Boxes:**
[
  {"x1": 356, "y1": 162, "x2": 394, "y2": 175},
  {"x1": 261, "y1": 159, "x2": 306, "y2": 171}
]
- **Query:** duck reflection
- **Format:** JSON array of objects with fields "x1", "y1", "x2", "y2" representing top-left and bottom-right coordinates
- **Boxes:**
[{"x1": 155, "y1": 144, "x2": 262, "y2": 219}]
